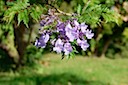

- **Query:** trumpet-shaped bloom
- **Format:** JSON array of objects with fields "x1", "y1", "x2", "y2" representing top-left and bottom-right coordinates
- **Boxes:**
[
  {"x1": 53, "y1": 39, "x2": 64, "y2": 53},
  {"x1": 65, "y1": 23, "x2": 79, "y2": 42},
  {"x1": 73, "y1": 19, "x2": 79, "y2": 27},
  {"x1": 63, "y1": 43, "x2": 73, "y2": 55},
  {"x1": 77, "y1": 39, "x2": 89, "y2": 51},
  {"x1": 35, "y1": 33, "x2": 49, "y2": 48},
  {"x1": 80, "y1": 22, "x2": 88, "y2": 33},
  {"x1": 85, "y1": 29, "x2": 94, "y2": 39}
]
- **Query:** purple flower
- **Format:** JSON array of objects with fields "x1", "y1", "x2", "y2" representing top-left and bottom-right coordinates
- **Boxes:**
[
  {"x1": 36, "y1": 17, "x2": 94, "y2": 56},
  {"x1": 56, "y1": 21, "x2": 65, "y2": 32},
  {"x1": 72, "y1": 27, "x2": 79, "y2": 38},
  {"x1": 65, "y1": 23, "x2": 74, "y2": 41},
  {"x1": 53, "y1": 39, "x2": 64, "y2": 53},
  {"x1": 65, "y1": 23, "x2": 72, "y2": 30},
  {"x1": 45, "y1": 16, "x2": 56, "y2": 25},
  {"x1": 78, "y1": 31, "x2": 84, "y2": 39},
  {"x1": 77, "y1": 39, "x2": 89, "y2": 51},
  {"x1": 66, "y1": 32, "x2": 76, "y2": 42},
  {"x1": 73, "y1": 19, "x2": 79, "y2": 27},
  {"x1": 85, "y1": 29, "x2": 94, "y2": 39},
  {"x1": 65, "y1": 23, "x2": 79, "y2": 42},
  {"x1": 40, "y1": 20, "x2": 46, "y2": 26},
  {"x1": 63, "y1": 43, "x2": 73, "y2": 55},
  {"x1": 80, "y1": 22, "x2": 88, "y2": 33},
  {"x1": 35, "y1": 33, "x2": 50, "y2": 48},
  {"x1": 40, "y1": 14, "x2": 57, "y2": 29}
]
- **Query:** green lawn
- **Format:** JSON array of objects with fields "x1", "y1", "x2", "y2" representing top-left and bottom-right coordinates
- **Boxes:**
[{"x1": 0, "y1": 53, "x2": 128, "y2": 85}]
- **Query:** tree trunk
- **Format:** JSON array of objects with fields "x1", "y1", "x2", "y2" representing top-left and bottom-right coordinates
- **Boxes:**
[
  {"x1": 93, "y1": 25, "x2": 103, "y2": 56},
  {"x1": 100, "y1": 38, "x2": 112, "y2": 57},
  {"x1": 14, "y1": 22, "x2": 28, "y2": 68}
]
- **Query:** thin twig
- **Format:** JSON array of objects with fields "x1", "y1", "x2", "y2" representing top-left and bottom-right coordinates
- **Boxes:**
[{"x1": 46, "y1": 2, "x2": 74, "y2": 16}]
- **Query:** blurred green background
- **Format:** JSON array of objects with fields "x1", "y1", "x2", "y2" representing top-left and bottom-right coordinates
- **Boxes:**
[{"x1": 0, "y1": 0, "x2": 128, "y2": 85}]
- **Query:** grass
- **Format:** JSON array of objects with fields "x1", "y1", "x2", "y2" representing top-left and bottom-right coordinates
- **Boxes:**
[{"x1": 0, "y1": 53, "x2": 128, "y2": 85}]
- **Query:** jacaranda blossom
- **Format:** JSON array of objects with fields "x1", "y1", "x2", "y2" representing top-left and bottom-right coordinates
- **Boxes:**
[
  {"x1": 35, "y1": 33, "x2": 49, "y2": 48},
  {"x1": 56, "y1": 20, "x2": 65, "y2": 32},
  {"x1": 73, "y1": 19, "x2": 79, "y2": 27},
  {"x1": 80, "y1": 22, "x2": 88, "y2": 33},
  {"x1": 53, "y1": 38, "x2": 64, "y2": 53},
  {"x1": 65, "y1": 23, "x2": 78, "y2": 42},
  {"x1": 77, "y1": 39, "x2": 89, "y2": 51},
  {"x1": 85, "y1": 29, "x2": 94, "y2": 39},
  {"x1": 35, "y1": 16, "x2": 94, "y2": 56},
  {"x1": 63, "y1": 43, "x2": 73, "y2": 55}
]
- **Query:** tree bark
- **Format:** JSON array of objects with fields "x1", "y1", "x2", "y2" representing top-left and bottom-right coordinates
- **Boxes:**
[
  {"x1": 14, "y1": 22, "x2": 28, "y2": 68},
  {"x1": 100, "y1": 38, "x2": 112, "y2": 57}
]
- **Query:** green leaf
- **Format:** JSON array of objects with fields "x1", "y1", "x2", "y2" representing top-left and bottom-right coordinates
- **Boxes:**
[
  {"x1": 3, "y1": 0, "x2": 30, "y2": 24},
  {"x1": 17, "y1": 9, "x2": 29, "y2": 27},
  {"x1": 77, "y1": 4, "x2": 82, "y2": 15},
  {"x1": 23, "y1": 9, "x2": 29, "y2": 28},
  {"x1": 102, "y1": 11, "x2": 119, "y2": 24},
  {"x1": 18, "y1": 11, "x2": 24, "y2": 25},
  {"x1": 30, "y1": 8, "x2": 38, "y2": 22},
  {"x1": 9, "y1": 11, "x2": 16, "y2": 23},
  {"x1": 30, "y1": 5, "x2": 44, "y2": 22},
  {"x1": 3, "y1": 11, "x2": 16, "y2": 23}
]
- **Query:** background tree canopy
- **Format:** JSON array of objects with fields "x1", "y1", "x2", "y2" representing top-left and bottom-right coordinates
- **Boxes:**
[{"x1": 0, "y1": 0, "x2": 128, "y2": 70}]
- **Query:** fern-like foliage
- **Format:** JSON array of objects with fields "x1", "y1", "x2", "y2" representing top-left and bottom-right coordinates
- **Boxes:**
[
  {"x1": 3, "y1": 0, "x2": 45, "y2": 28},
  {"x1": 77, "y1": 1, "x2": 120, "y2": 27}
]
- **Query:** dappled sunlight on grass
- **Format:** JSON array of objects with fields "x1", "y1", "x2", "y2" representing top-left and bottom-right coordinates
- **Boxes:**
[{"x1": 0, "y1": 53, "x2": 128, "y2": 85}]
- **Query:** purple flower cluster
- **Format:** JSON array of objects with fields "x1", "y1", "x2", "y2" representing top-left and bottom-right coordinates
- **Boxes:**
[
  {"x1": 40, "y1": 15, "x2": 57, "y2": 27},
  {"x1": 35, "y1": 33, "x2": 49, "y2": 48},
  {"x1": 52, "y1": 38, "x2": 73, "y2": 55},
  {"x1": 35, "y1": 17, "x2": 94, "y2": 56}
]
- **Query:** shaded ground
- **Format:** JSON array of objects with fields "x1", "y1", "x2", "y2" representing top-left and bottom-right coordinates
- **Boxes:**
[
  {"x1": 0, "y1": 53, "x2": 128, "y2": 85},
  {"x1": 0, "y1": 73, "x2": 107, "y2": 85}
]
